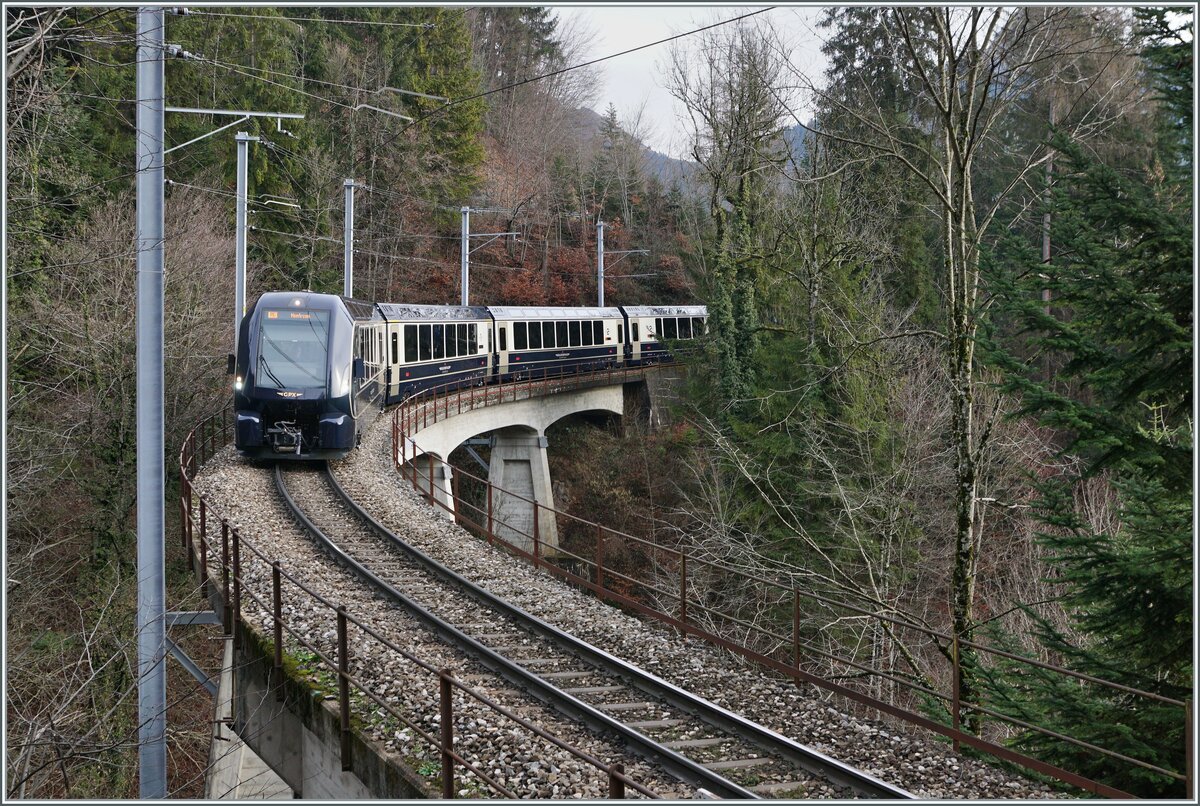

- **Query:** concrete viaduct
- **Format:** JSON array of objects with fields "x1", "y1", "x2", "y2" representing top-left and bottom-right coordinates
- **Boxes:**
[{"x1": 399, "y1": 366, "x2": 682, "y2": 555}]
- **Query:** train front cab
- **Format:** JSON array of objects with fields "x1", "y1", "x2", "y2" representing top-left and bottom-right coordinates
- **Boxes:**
[{"x1": 233, "y1": 292, "x2": 381, "y2": 459}]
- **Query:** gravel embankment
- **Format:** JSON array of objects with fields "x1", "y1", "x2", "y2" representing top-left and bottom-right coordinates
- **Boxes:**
[
  {"x1": 193, "y1": 453, "x2": 695, "y2": 799},
  {"x1": 319, "y1": 414, "x2": 1064, "y2": 800}
]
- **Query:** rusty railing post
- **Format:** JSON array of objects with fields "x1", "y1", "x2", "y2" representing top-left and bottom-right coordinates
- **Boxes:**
[
  {"x1": 185, "y1": 481, "x2": 194, "y2": 572},
  {"x1": 596, "y1": 526, "x2": 605, "y2": 593},
  {"x1": 1187, "y1": 700, "x2": 1194, "y2": 800},
  {"x1": 427, "y1": 453, "x2": 436, "y2": 506},
  {"x1": 607, "y1": 763, "x2": 625, "y2": 799},
  {"x1": 532, "y1": 501, "x2": 541, "y2": 570},
  {"x1": 677, "y1": 551, "x2": 687, "y2": 635},
  {"x1": 198, "y1": 499, "x2": 208, "y2": 600},
  {"x1": 486, "y1": 483, "x2": 494, "y2": 545},
  {"x1": 271, "y1": 562, "x2": 284, "y2": 702},
  {"x1": 179, "y1": 495, "x2": 188, "y2": 550},
  {"x1": 231, "y1": 527, "x2": 242, "y2": 650},
  {"x1": 793, "y1": 587, "x2": 800, "y2": 685},
  {"x1": 337, "y1": 606, "x2": 352, "y2": 771},
  {"x1": 440, "y1": 670, "x2": 455, "y2": 799},
  {"x1": 221, "y1": 520, "x2": 231, "y2": 634}
]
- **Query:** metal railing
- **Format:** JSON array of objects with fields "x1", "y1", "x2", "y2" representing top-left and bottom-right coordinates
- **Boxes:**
[
  {"x1": 177, "y1": 405, "x2": 655, "y2": 799},
  {"x1": 391, "y1": 364, "x2": 1193, "y2": 800}
]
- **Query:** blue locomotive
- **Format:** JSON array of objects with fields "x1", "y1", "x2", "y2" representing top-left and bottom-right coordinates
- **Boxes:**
[{"x1": 232, "y1": 292, "x2": 705, "y2": 460}]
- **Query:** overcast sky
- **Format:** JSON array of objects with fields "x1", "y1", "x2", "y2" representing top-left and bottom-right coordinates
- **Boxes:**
[{"x1": 553, "y1": 5, "x2": 830, "y2": 159}]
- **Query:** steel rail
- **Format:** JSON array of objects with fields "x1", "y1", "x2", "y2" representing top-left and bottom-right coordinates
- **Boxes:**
[
  {"x1": 320, "y1": 465, "x2": 914, "y2": 800},
  {"x1": 273, "y1": 464, "x2": 756, "y2": 799}
]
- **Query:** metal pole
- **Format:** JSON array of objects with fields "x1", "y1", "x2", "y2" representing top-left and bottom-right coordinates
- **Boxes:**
[
  {"x1": 440, "y1": 670, "x2": 455, "y2": 799},
  {"x1": 272, "y1": 562, "x2": 283, "y2": 702},
  {"x1": 234, "y1": 131, "x2": 256, "y2": 351},
  {"x1": 135, "y1": 8, "x2": 167, "y2": 797},
  {"x1": 596, "y1": 220, "x2": 605, "y2": 307},
  {"x1": 460, "y1": 206, "x2": 470, "y2": 306},
  {"x1": 608, "y1": 763, "x2": 625, "y2": 799},
  {"x1": 343, "y1": 178, "x2": 356, "y2": 298},
  {"x1": 337, "y1": 607, "x2": 352, "y2": 771}
]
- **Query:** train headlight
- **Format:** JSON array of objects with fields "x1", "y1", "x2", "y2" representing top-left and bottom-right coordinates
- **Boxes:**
[{"x1": 234, "y1": 376, "x2": 244, "y2": 391}]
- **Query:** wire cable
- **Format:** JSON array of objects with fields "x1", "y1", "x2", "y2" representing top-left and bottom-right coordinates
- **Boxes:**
[
  {"x1": 185, "y1": 10, "x2": 433, "y2": 29},
  {"x1": 360, "y1": 6, "x2": 775, "y2": 168}
]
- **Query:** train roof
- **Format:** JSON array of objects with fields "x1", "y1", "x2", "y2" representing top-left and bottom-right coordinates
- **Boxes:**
[
  {"x1": 621, "y1": 305, "x2": 708, "y2": 316},
  {"x1": 253, "y1": 291, "x2": 381, "y2": 320},
  {"x1": 376, "y1": 303, "x2": 489, "y2": 321},
  {"x1": 487, "y1": 306, "x2": 623, "y2": 319}
]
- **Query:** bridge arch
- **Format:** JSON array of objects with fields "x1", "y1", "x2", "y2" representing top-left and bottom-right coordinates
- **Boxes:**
[{"x1": 400, "y1": 384, "x2": 626, "y2": 552}]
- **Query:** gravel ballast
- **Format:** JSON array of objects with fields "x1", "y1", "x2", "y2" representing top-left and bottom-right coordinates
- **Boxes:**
[{"x1": 195, "y1": 408, "x2": 1065, "y2": 799}]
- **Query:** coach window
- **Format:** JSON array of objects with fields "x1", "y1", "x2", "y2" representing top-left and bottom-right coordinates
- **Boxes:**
[
  {"x1": 446, "y1": 324, "x2": 458, "y2": 358},
  {"x1": 632, "y1": 322, "x2": 639, "y2": 342},
  {"x1": 528, "y1": 321, "x2": 542, "y2": 349},
  {"x1": 404, "y1": 325, "x2": 417, "y2": 362},
  {"x1": 514, "y1": 321, "x2": 528, "y2": 350},
  {"x1": 418, "y1": 324, "x2": 432, "y2": 361},
  {"x1": 617, "y1": 324, "x2": 624, "y2": 343},
  {"x1": 653, "y1": 318, "x2": 662, "y2": 340},
  {"x1": 391, "y1": 332, "x2": 398, "y2": 364},
  {"x1": 458, "y1": 324, "x2": 469, "y2": 356},
  {"x1": 499, "y1": 326, "x2": 507, "y2": 351},
  {"x1": 664, "y1": 317, "x2": 678, "y2": 339},
  {"x1": 582, "y1": 320, "x2": 594, "y2": 346},
  {"x1": 569, "y1": 320, "x2": 581, "y2": 347},
  {"x1": 556, "y1": 321, "x2": 568, "y2": 347},
  {"x1": 679, "y1": 317, "x2": 692, "y2": 339},
  {"x1": 433, "y1": 324, "x2": 445, "y2": 359},
  {"x1": 542, "y1": 321, "x2": 554, "y2": 348},
  {"x1": 469, "y1": 324, "x2": 478, "y2": 351},
  {"x1": 594, "y1": 321, "x2": 604, "y2": 344},
  {"x1": 693, "y1": 317, "x2": 705, "y2": 336}
]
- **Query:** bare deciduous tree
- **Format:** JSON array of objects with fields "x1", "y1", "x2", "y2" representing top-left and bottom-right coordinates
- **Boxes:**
[{"x1": 792, "y1": 7, "x2": 1141, "y2": 727}]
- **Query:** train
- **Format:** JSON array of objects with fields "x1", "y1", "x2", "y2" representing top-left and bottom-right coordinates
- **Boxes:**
[{"x1": 232, "y1": 291, "x2": 707, "y2": 459}]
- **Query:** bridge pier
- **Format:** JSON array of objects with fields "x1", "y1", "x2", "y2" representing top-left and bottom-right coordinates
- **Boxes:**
[
  {"x1": 410, "y1": 456, "x2": 456, "y2": 520},
  {"x1": 487, "y1": 427, "x2": 557, "y2": 556}
]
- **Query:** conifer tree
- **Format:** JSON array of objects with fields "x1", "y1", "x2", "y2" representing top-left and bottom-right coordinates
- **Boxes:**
[{"x1": 985, "y1": 10, "x2": 1192, "y2": 795}]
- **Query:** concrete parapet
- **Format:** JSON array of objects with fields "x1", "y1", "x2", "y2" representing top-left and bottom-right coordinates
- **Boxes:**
[
  {"x1": 487, "y1": 427, "x2": 557, "y2": 555},
  {"x1": 231, "y1": 623, "x2": 432, "y2": 799},
  {"x1": 406, "y1": 384, "x2": 624, "y2": 465},
  {"x1": 206, "y1": 636, "x2": 292, "y2": 799}
]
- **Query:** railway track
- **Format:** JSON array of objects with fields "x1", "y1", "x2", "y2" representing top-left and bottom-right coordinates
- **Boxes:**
[{"x1": 274, "y1": 462, "x2": 913, "y2": 800}]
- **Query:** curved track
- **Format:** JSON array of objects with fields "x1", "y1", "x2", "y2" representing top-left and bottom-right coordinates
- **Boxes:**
[{"x1": 274, "y1": 462, "x2": 913, "y2": 800}]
